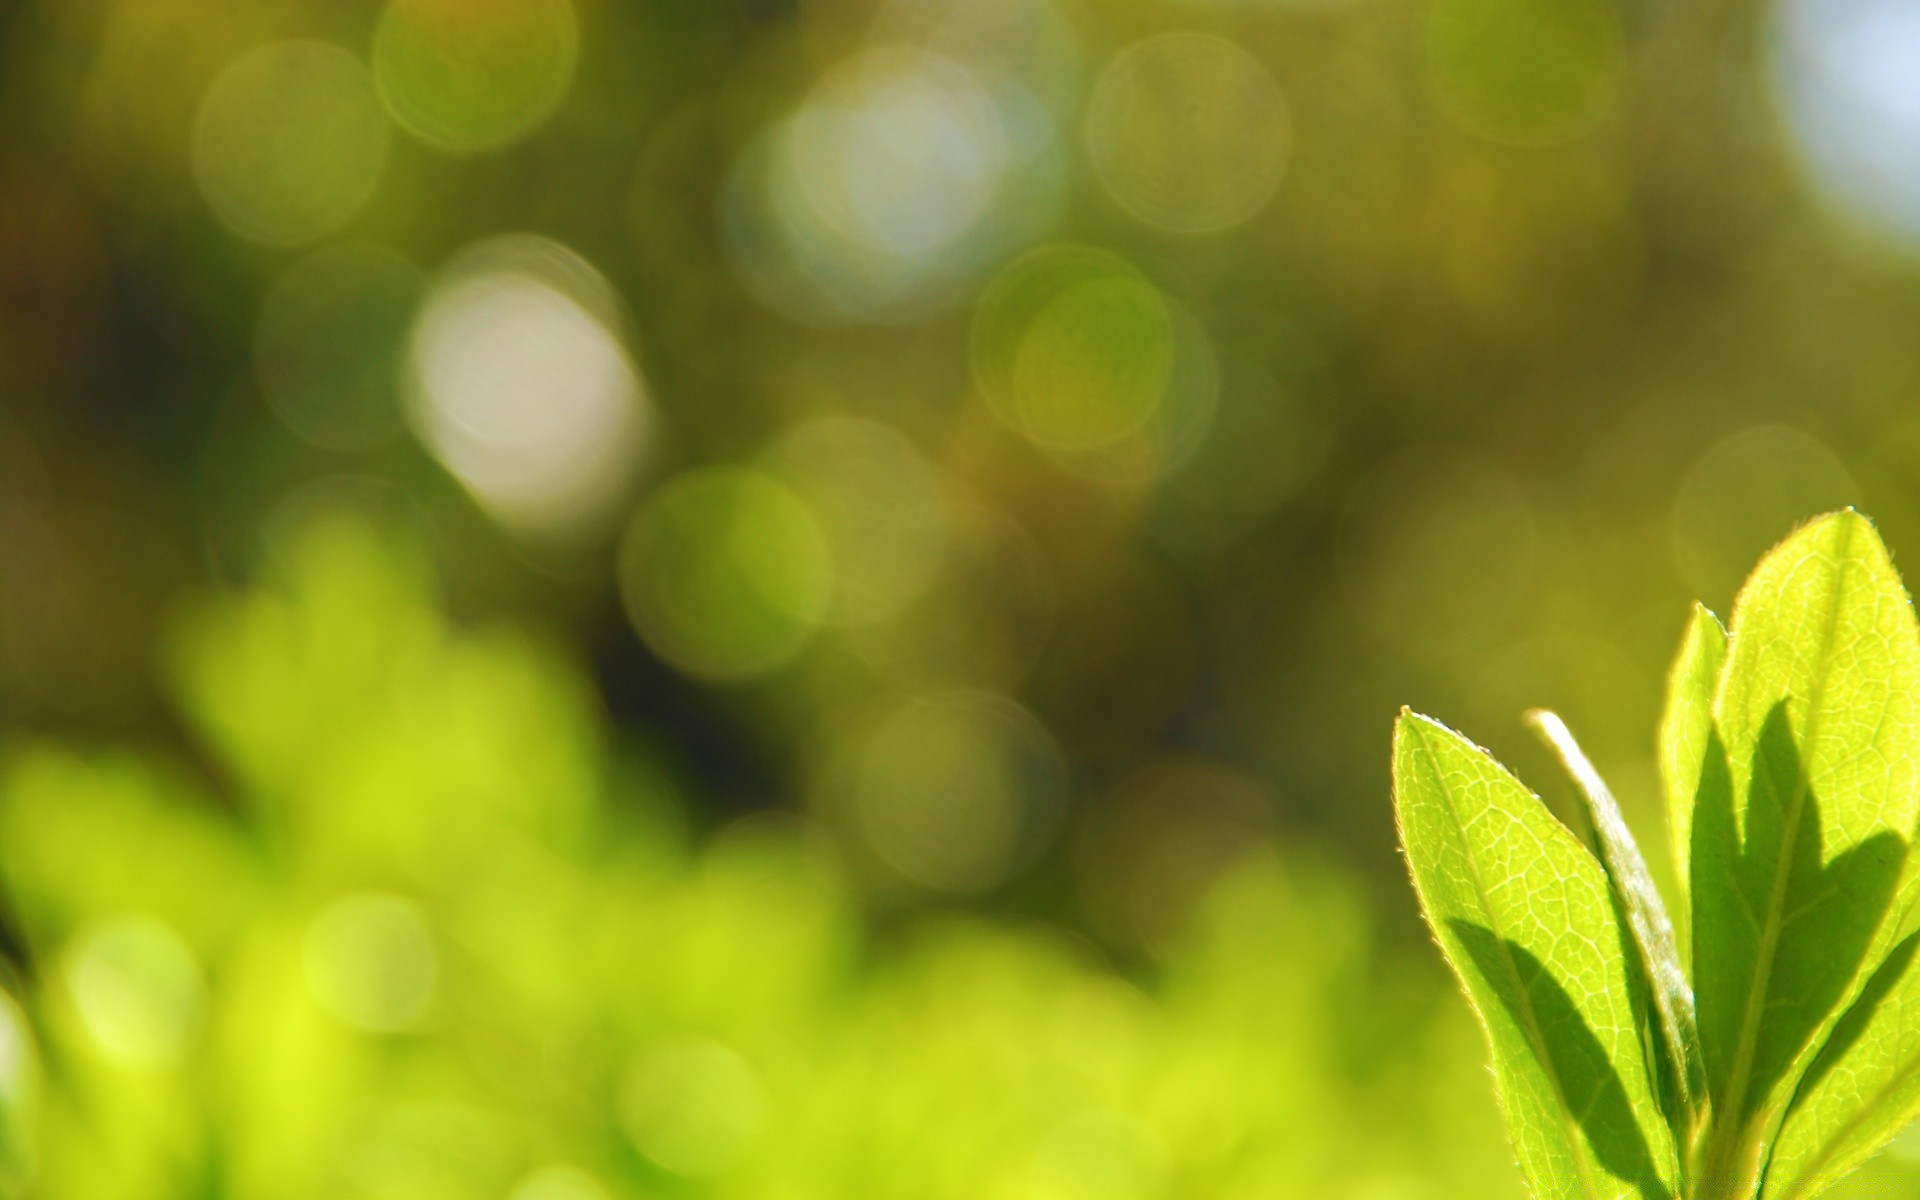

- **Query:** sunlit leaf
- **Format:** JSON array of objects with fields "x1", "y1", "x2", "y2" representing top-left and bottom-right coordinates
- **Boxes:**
[
  {"x1": 1764, "y1": 931, "x2": 1920, "y2": 1200},
  {"x1": 1527, "y1": 709, "x2": 1698, "y2": 1123},
  {"x1": 1660, "y1": 603, "x2": 1726, "y2": 913},
  {"x1": 1394, "y1": 711, "x2": 1678, "y2": 1200},
  {"x1": 1690, "y1": 511, "x2": 1920, "y2": 1189}
]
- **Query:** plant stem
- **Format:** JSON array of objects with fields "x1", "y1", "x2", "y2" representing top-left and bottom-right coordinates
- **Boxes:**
[{"x1": 1690, "y1": 1121, "x2": 1766, "y2": 1200}]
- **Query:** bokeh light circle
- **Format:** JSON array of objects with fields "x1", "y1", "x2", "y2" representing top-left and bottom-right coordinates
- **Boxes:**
[
  {"x1": 1085, "y1": 33, "x2": 1290, "y2": 235},
  {"x1": 764, "y1": 418, "x2": 949, "y2": 625},
  {"x1": 823, "y1": 690, "x2": 1069, "y2": 893},
  {"x1": 793, "y1": 46, "x2": 1010, "y2": 261},
  {"x1": 1773, "y1": 0, "x2": 1920, "y2": 248},
  {"x1": 619, "y1": 467, "x2": 834, "y2": 681},
  {"x1": 407, "y1": 235, "x2": 650, "y2": 538},
  {"x1": 63, "y1": 915, "x2": 205, "y2": 1068},
  {"x1": 1021, "y1": 301, "x2": 1224, "y2": 490},
  {"x1": 373, "y1": 0, "x2": 579, "y2": 153},
  {"x1": 255, "y1": 243, "x2": 421, "y2": 452},
  {"x1": 1047, "y1": 305, "x2": 1221, "y2": 488},
  {"x1": 192, "y1": 41, "x2": 390, "y2": 246},
  {"x1": 621, "y1": 1038, "x2": 768, "y2": 1177},
  {"x1": 510, "y1": 1164, "x2": 609, "y2": 1200},
  {"x1": 302, "y1": 892, "x2": 438, "y2": 1033},
  {"x1": 972, "y1": 245, "x2": 1177, "y2": 453},
  {"x1": 723, "y1": 44, "x2": 1038, "y2": 326},
  {"x1": 1671, "y1": 425, "x2": 1858, "y2": 607},
  {"x1": 1428, "y1": 0, "x2": 1625, "y2": 146}
]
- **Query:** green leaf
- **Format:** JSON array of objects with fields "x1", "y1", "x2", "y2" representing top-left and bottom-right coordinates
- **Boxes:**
[
  {"x1": 1690, "y1": 511, "x2": 1920, "y2": 1189},
  {"x1": 1528, "y1": 708, "x2": 1699, "y2": 1120},
  {"x1": 1394, "y1": 711, "x2": 1679, "y2": 1200},
  {"x1": 1660, "y1": 603, "x2": 1726, "y2": 914},
  {"x1": 1764, "y1": 932, "x2": 1920, "y2": 1200}
]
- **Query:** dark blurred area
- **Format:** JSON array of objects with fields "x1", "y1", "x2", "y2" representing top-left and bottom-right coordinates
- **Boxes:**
[{"x1": 8, "y1": 0, "x2": 1920, "y2": 1194}]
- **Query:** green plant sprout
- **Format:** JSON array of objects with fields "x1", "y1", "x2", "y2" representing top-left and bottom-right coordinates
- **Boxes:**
[{"x1": 1395, "y1": 510, "x2": 1920, "y2": 1200}]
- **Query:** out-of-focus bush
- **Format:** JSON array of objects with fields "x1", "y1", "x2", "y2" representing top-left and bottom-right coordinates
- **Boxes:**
[{"x1": 0, "y1": 520, "x2": 1526, "y2": 1199}]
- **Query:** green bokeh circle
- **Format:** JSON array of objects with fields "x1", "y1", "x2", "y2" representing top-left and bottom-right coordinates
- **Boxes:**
[
  {"x1": 619, "y1": 468, "x2": 834, "y2": 682},
  {"x1": 373, "y1": 0, "x2": 579, "y2": 154}
]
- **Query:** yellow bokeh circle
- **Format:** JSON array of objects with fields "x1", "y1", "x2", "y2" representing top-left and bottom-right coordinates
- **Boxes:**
[
  {"x1": 972, "y1": 245, "x2": 1176, "y2": 453},
  {"x1": 62, "y1": 915, "x2": 205, "y2": 1068},
  {"x1": 1085, "y1": 33, "x2": 1290, "y2": 235},
  {"x1": 619, "y1": 467, "x2": 834, "y2": 681},
  {"x1": 374, "y1": 0, "x2": 579, "y2": 153},
  {"x1": 192, "y1": 41, "x2": 389, "y2": 246},
  {"x1": 621, "y1": 1038, "x2": 768, "y2": 1177}
]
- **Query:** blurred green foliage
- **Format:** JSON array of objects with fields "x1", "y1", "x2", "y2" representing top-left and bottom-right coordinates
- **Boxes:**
[{"x1": 0, "y1": 521, "x2": 1529, "y2": 1198}]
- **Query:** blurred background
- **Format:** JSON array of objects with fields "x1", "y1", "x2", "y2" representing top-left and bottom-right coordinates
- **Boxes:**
[{"x1": 6, "y1": 0, "x2": 1920, "y2": 1195}]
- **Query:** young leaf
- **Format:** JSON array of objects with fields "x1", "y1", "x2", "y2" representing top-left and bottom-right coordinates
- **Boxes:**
[
  {"x1": 1660, "y1": 604, "x2": 1726, "y2": 913},
  {"x1": 1764, "y1": 932, "x2": 1920, "y2": 1200},
  {"x1": 1528, "y1": 709, "x2": 1699, "y2": 1118},
  {"x1": 1394, "y1": 711, "x2": 1679, "y2": 1200},
  {"x1": 1691, "y1": 511, "x2": 1920, "y2": 1188}
]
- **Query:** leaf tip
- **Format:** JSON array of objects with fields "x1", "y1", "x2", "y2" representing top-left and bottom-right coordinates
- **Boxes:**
[
  {"x1": 1687, "y1": 600, "x2": 1723, "y2": 631},
  {"x1": 1804, "y1": 506, "x2": 1877, "y2": 546},
  {"x1": 1392, "y1": 710, "x2": 1443, "y2": 805},
  {"x1": 1394, "y1": 708, "x2": 1446, "y2": 749}
]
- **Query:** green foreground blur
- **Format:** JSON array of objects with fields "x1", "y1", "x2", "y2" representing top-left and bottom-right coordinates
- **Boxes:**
[{"x1": 0, "y1": 521, "x2": 1522, "y2": 1200}]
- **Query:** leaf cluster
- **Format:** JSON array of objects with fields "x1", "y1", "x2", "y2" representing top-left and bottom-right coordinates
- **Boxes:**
[{"x1": 1396, "y1": 511, "x2": 1920, "y2": 1200}]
